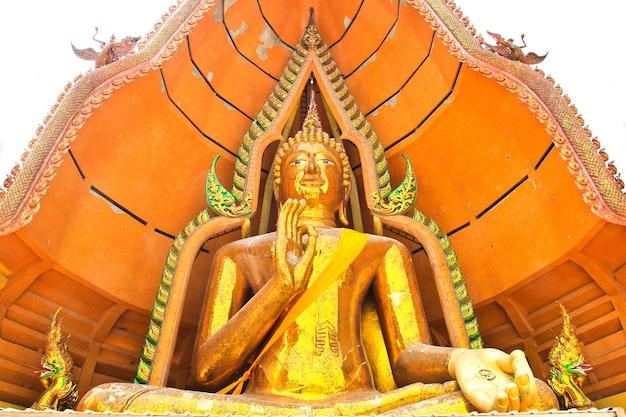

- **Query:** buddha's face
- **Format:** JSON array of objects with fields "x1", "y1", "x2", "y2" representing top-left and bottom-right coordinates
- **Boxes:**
[{"x1": 277, "y1": 141, "x2": 345, "y2": 214}]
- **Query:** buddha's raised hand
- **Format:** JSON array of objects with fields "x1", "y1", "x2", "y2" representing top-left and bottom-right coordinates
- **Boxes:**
[{"x1": 275, "y1": 198, "x2": 318, "y2": 292}]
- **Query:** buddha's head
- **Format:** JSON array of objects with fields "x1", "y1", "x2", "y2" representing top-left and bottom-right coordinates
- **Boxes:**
[{"x1": 272, "y1": 104, "x2": 351, "y2": 225}]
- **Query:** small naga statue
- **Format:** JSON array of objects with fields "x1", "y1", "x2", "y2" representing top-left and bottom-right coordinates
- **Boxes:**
[
  {"x1": 547, "y1": 302, "x2": 593, "y2": 410},
  {"x1": 72, "y1": 27, "x2": 140, "y2": 68},
  {"x1": 482, "y1": 31, "x2": 547, "y2": 64},
  {"x1": 31, "y1": 308, "x2": 79, "y2": 411}
]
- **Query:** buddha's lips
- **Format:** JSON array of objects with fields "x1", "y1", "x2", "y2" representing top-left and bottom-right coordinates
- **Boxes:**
[
  {"x1": 299, "y1": 181, "x2": 322, "y2": 187},
  {"x1": 295, "y1": 174, "x2": 329, "y2": 195}
]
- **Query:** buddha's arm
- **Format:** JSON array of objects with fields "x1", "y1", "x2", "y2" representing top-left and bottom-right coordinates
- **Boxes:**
[
  {"x1": 371, "y1": 240, "x2": 454, "y2": 385},
  {"x1": 193, "y1": 199, "x2": 317, "y2": 389},
  {"x1": 372, "y1": 243, "x2": 539, "y2": 412},
  {"x1": 193, "y1": 254, "x2": 301, "y2": 389}
]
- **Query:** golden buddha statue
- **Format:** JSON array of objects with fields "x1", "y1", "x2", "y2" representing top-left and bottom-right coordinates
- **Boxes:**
[{"x1": 77, "y1": 106, "x2": 557, "y2": 415}]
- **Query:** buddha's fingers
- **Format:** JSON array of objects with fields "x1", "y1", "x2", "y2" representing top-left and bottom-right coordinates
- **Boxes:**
[
  {"x1": 284, "y1": 199, "x2": 296, "y2": 241},
  {"x1": 292, "y1": 199, "x2": 307, "y2": 244},
  {"x1": 496, "y1": 350, "x2": 537, "y2": 411},
  {"x1": 517, "y1": 373, "x2": 537, "y2": 410},
  {"x1": 276, "y1": 199, "x2": 301, "y2": 287},
  {"x1": 506, "y1": 382, "x2": 520, "y2": 411},
  {"x1": 495, "y1": 392, "x2": 509, "y2": 413},
  {"x1": 468, "y1": 384, "x2": 520, "y2": 413},
  {"x1": 295, "y1": 224, "x2": 317, "y2": 279}
]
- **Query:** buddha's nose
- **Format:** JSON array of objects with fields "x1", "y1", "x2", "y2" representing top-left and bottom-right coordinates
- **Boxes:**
[{"x1": 305, "y1": 154, "x2": 319, "y2": 173}]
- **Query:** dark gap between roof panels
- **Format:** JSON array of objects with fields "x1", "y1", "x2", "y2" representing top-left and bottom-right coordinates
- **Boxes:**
[
  {"x1": 153, "y1": 227, "x2": 209, "y2": 253},
  {"x1": 534, "y1": 142, "x2": 555, "y2": 170},
  {"x1": 475, "y1": 175, "x2": 529, "y2": 220},
  {"x1": 363, "y1": 31, "x2": 436, "y2": 119},
  {"x1": 68, "y1": 149, "x2": 86, "y2": 180},
  {"x1": 159, "y1": 68, "x2": 238, "y2": 159},
  {"x1": 187, "y1": 36, "x2": 255, "y2": 122},
  {"x1": 385, "y1": 62, "x2": 463, "y2": 153},
  {"x1": 342, "y1": 0, "x2": 401, "y2": 79},
  {"x1": 154, "y1": 223, "x2": 242, "y2": 255},
  {"x1": 90, "y1": 185, "x2": 147, "y2": 226},
  {"x1": 328, "y1": 0, "x2": 366, "y2": 49},
  {"x1": 256, "y1": 0, "x2": 295, "y2": 53},
  {"x1": 221, "y1": 3, "x2": 279, "y2": 82}
]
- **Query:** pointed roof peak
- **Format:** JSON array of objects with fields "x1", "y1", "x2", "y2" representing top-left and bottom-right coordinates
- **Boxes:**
[{"x1": 302, "y1": 8, "x2": 322, "y2": 49}]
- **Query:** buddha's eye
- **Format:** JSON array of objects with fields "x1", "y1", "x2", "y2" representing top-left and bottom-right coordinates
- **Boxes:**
[
  {"x1": 318, "y1": 159, "x2": 334, "y2": 165},
  {"x1": 290, "y1": 159, "x2": 307, "y2": 165}
]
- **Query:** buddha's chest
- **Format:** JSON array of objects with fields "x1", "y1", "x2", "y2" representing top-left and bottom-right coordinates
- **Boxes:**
[{"x1": 244, "y1": 232, "x2": 367, "y2": 291}]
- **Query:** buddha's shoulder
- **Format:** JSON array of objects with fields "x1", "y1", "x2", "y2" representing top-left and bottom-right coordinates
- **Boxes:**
[
  {"x1": 364, "y1": 233, "x2": 408, "y2": 250},
  {"x1": 323, "y1": 228, "x2": 408, "y2": 251},
  {"x1": 222, "y1": 233, "x2": 276, "y2": 247}
]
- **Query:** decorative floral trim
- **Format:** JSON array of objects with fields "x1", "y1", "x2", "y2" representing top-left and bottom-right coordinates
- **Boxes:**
[{"x1": 412, "y1": 208, "x2": 484, "y2": 349}]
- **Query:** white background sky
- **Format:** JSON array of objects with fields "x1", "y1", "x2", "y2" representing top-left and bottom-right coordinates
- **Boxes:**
[{"x1": 0, "y1": 1, "x2": 624, "y2": 179}]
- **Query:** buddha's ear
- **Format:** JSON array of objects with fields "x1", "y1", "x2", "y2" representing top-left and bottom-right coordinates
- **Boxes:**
[
  {"x1": 273, "y1": 178, "x2": 282, "y2": 209},
  {"x1": 338, "y1": 182, "x2": 351, "y2": 226},
  {"x1": 339, "y1": 202, "x2": 349, "y2": 225}
]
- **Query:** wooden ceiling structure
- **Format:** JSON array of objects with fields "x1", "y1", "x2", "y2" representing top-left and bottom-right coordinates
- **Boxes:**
[{"x1": 0, "y1": 0, "x2": 625, "y2": 408}]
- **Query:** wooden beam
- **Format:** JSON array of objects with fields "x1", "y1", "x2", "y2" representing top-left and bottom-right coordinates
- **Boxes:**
[{"x1": 78, "y1": 304, "x2": 126, "y2": 395}]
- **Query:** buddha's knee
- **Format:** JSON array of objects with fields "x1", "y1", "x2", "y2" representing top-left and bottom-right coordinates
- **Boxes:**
[
  {"x1": 535, "y1": 378, "x2": 560, "y2": 411},
  {"x1": 76, "y1": 382, "x2": 158, "y2": 413}
]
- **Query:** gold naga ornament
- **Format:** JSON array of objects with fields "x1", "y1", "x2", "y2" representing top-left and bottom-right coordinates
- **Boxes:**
[
  {"x1": 547, "y1": 302, "x2": 593, "y2": 410},
  {"x1": 31, "y1": 307, "x2": 79, "y2": 411}
]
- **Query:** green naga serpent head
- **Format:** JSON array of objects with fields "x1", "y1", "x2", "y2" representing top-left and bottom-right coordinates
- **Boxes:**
[
  {"x1": 547, "y1": 303, "x2": 593, "y2": 410},
  {"x1": 372, "y1": 153, "x2": 417, "y2": 216},
  {"x1": 39, "y1": 356, "x2": 64, "y2": 382},
  {"x1": 562, "y1": 355, "x2": 593, "y2": 380},
  {"x1": 206, "y1": 154, "x2": 253, "y2": 218},
  {"x1": 32, "y1": 307, "x2": 78, "y2": 411},
  {"x1": 37, "y1": 308, "x2": 73, "y2": 386}
]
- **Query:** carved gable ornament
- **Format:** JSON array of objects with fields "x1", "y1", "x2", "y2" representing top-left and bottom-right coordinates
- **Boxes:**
[{"x1": 205, "y1": 14, "x2": 417, "y2": 219}]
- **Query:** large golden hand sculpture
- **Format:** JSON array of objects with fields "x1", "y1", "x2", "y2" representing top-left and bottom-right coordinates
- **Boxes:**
[{"x1": 450, "y1": 348, "x2": 538, "y2": 412}]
